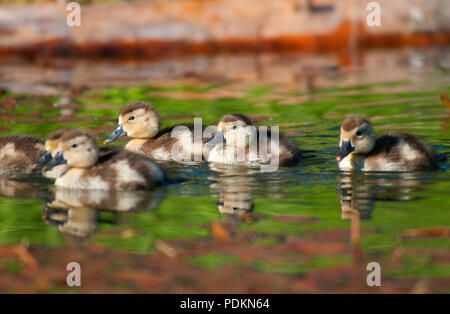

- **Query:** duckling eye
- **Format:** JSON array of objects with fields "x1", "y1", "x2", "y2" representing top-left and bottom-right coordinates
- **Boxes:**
[
  {"x1": 128, "y1": 115, "x2": 135, "y2": 121},
  {"x1": 231, "y1": 125, "x2": 237, "y2": 130},
  {"x1": 356, "y1": 130, "x2": 362, "y2": 136},
  {"x1": 71, "y1": 143, "x2": 78, "y2": 148}
]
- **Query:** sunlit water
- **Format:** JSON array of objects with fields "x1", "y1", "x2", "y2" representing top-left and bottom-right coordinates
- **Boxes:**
[{"x1": 0, "y1": 46, "x2": 449, "y2": 293}]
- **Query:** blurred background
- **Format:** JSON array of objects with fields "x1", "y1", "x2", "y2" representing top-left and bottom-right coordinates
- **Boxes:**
[{"x1": 0, "y1": 0, "x2": 449, "y2": 91}]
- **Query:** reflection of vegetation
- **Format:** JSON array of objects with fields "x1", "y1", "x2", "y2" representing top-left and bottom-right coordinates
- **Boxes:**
[
  {"x1": 252, "y1": 256, "x2": 352, "y2": 276},
  {"x1": 0, "y1": 79, "x2": 449, "y2": 284},
  {"x1": 387, "y1": 255, "x2": 450, "y2": 279},
  {"x1": 3, "y1": 259, "x2": 22, "y2": 275},
  {"x1": 188, "y1": 254, "x2": 241, "y2": 270},
  {"x1": 0, "y1": 198, "x2": 65, "y2": 247},
  {"x1": 187, "y1": 254, "x2": 352, "y2": 275},
  {"x1": 92, "y1": 196, "x2": 218, "y2": 252}
]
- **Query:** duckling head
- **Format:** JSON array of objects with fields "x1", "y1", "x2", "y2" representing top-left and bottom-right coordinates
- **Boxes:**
[
  {"x1": 337, "y1": 115, "x2": 375, "y2": 161},
  {"x1": 208, "y1": 114, "x2": 257, "y2": 148},
  {"x1": 33, "y1": 128, "x2": 72, "y2": 169},
  {"x1": 104, "y1": 101, "x2": 160, "y2": 143},
  {"x1": 46, "y1": 131, "x2": 99, "y2": 169}
]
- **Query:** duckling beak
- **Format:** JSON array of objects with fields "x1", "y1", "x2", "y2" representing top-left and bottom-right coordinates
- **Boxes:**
[
  {"x1": 336, "y1": 139, "x2": 355, "y2": 161},
  {"x1": 32, "y1": 150, "x2": 52, "y2": 171},
  {"x1": 205, "y1": 130, "x2": 225, "y2": 146},
  {"x1": 44, "y1": 151, "x2": 67, "y2": 171},
  {"x1": 104, "y1": 124, "x2": 127, "y2": 143}
]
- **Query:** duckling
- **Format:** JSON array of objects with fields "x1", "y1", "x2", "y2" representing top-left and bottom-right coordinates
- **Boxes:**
[
  {"x1": 104, "y1": 101, "x2": 205, "y2": 162},
  {"x1": 336, "y1": 115, "x2": 437, "y2": 171},
  {"x1": 34, "y1": 128, "x2": 71, "y2": 179},
  {"x1": 0, "y1": 135, "x2": 45, "y2": 175},
  {"x1": 45, "y1": 130, "x2": 167, "y2": 190},
  {"x1": 35, "y1": 128, "x2": 120, "y2": 179},
  {"x1": 206, "y1": 113, "x2": 302, "y2": 168}
]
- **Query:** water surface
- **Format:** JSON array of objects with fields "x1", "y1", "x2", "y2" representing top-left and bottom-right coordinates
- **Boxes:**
[{"x1": 0, "y1": 47, "x2": 449, "y2": 293}]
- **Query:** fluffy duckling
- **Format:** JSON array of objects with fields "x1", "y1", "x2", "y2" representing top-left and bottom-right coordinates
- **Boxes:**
[
  {"x1": 45, "y1": 130, "x2": 167, "y2": 190},
  {"x1": 0, "y1": 135, "x2": 45, "y2": 175},
  {"x1": 206, "y1": 113, "x2": 302, "y2": 168},
  {"x1": 34, "y1": 128, "x2": 71, "y2": 179},
  {"x1": 104, "y1": 101, "x2": 205, "y2": 162},
  {"x1": 35, "y1": 128, "x2": 119, "y2": 179},
  {"x1": 336, "y1": 115, "x2": 437, "y2": 171}
]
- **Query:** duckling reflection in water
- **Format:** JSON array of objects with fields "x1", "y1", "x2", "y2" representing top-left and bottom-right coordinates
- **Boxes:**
[
  {"x1": 209, "y1": 163, "x2": 287, "y2": 223},
  {"x1": 209, "y1": 165, "x2": 286, "y2": 224},
  {"x1": 336, "y1": 115, "x2": 437, "y2": 171},
  {"x1": 0, "y1": 177, "x2": 52, "y2": 200},
  {"x1": 52, "y1": 186, "x2": 165, "y2": 212},
  {"x1": 338, "y1": 174, "x2": 375, "y2": 221},
  {"x1": 43, "y1": 205, "x2": 97, "y2": 242},
  {"x1": 207, "y1": 165, "x2": 257, "y2": 218},
  {"x1": 0, "y1": 135, "x2": 45, "y2": 175},
  {"x1": 215, "y1": 180, "x2": 255, "y2": 216},
  {"x1": 45, "y1": 130, "x2": 167, "y2": 190},
  {"x1": 206, "y1": 114, "x2": 302, "y2": 170},
  {"x1": 338, "y1": 172, "x2": 428, "y2": 220},
  {"x1": 44, "y1": 187, "x2": 165, "y2": 244},
  {"x1": 338, "y1": 172, "x2": 426, "y2": 254},
  {"x1": 337, "y1": 172, "x2": 429, "y2": 246}
]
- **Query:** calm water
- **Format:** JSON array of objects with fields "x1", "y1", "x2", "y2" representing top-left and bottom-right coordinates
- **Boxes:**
[{"x1": 0, "y1": 47, "x2": 449, "y2": 293}]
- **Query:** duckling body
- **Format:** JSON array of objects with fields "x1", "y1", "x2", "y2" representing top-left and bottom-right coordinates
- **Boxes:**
[
  {"x1": 46, "y1": 130, "x2": 167, "y2": 190},
  {"x1": 128, "y1": 124, "x2": 201, "y2": 161},
  {"x1": 337, "y1": 115, "x2": 437, "y2": 171},
  {"x1": 0, "y1": 135, "x2": 45, "y2": 175},
  {"x1": 207, "y1": 131, "x2": 301, "y2": 167},
  {"x1": 105, "y1": 102, "x2": 205, "y2": 162},
  {"x1": 206, "y1": 114, "x2": 302, "y2": 168}
]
